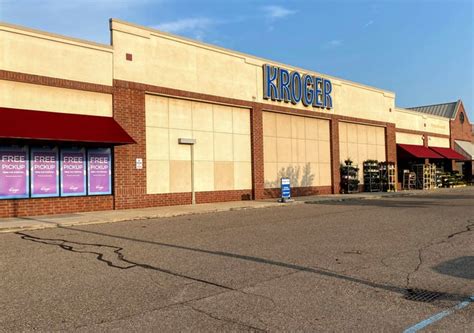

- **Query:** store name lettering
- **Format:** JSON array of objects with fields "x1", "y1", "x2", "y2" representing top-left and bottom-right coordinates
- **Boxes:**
[{"x1": 263, "y1": 64, "x2": 333, "y2": 109}]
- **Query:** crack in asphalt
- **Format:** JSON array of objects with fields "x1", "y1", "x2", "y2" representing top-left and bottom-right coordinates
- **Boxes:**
[
  {"x1": 186, "y1": 304, "x2": 267, "y2": 332},
  {"x1": 15, "y1": 216, "x2": 473, "y2": 329},
  {"x1": 16, "y1": 232, "x2": 234, "y2": 292},
  {"x1": 406, "y1": 247, "x2": 424, "y2": 288},
  {"x1": 16, "y1": 232, "x2": 308, "y2": 330},
  {"x1": 17, "y1": 230, "x2": 407, "y2": 295},
  {"x1": 404, "y1": 219, "x2": 474, "y2": 289},
  {"x1": 447, "y1": 220, "x2": 474, "y2": 239}
]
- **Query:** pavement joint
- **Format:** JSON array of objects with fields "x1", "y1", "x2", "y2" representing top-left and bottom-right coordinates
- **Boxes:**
[{"x1": 185, "y1": 304, "x2": 268, "y2": 332}]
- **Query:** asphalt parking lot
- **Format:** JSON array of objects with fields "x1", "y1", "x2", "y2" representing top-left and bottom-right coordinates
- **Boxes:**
[{"x1": 1, "y1": 188, "x2": 473, "y2": 332}]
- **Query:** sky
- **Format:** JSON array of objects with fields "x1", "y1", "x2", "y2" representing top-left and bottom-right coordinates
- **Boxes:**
[{"x1": 1, "y1": 0, "x2": 473, "y2": 119}]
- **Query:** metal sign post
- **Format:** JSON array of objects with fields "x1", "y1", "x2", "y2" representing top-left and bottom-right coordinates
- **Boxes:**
[{"x1": 280, "y1": 177, "x2": 291, "y2": 203}]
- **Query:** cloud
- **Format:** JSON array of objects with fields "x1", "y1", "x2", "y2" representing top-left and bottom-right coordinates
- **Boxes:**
[
  {"x1": 155, "y1": 18, "x2": 213, "y2": 34},
  {"x1": 262, "y1": 5, "x2": 297, "y2": 19},
  {"x1": 1, "y1": 0, "x2": 152, "y2": 10},
  {"x1": 154, "y1": 17, "x2": 218, "y2": 41},
  {"x1": 328, "y1": 39, "x2": 343, "y2": 47},
  {"x1": 0, "y1": 0, "x2": 155, "y2": 43},
  {"x1": 321, "y1": 39, "x2": 343, "y2": 49},
  {"x1": 364, "y1": 20, "x2": 374, "y2": 28}
]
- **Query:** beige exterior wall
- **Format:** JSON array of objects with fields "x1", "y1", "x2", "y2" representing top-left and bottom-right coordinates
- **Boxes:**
[
  {"x1": 262, "y1": 112, "x2": 331, "y2": 188},
  {"x1": 0, "y1": 23, "x2": 113, "y2": 86},
  {"x1": 0, "y1": 80, "x2": 112, "y2": 116},
  {"x1": 111, "y1": 20, "x2": 395, "y2": 123},
  {"x1": 339, "y1": 122, "x2": 386, "y2": 183},
  {"x1": 146, "y1": 95, "x2": 251, "y2": 194},
  {"x1": 394, "y1": 108, "x2": 449, "y2": 136},
  {"x1": 428, "y1": 136, "x2": 450, "y2": 148},
  {"x1": 395, "y1": 132, "x2": 449, "y2": 147},
  {"x1": 396, "y1": 132, "x2": 424, "y2": 145}
]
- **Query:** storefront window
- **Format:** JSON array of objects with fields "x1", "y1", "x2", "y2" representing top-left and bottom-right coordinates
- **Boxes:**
[
  {"x1": 0, "y1": 146, "x2": 29, "y2": 199},
  {"x1": 87, "y1": 148, "x2": 112, "y2": 195},
  {"x1": 0, "y1": 145, "x2": 112, "y2": 199},
  {"x1": 31, "y1": 146, "x2": 59, "y2": 198},
  {"x1": 60, "y1": 147, "x2": 87, "y2": 197}
]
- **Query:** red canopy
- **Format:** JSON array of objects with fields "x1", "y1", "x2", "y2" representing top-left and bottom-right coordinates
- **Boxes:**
[
  {"x1": 429, "y1": 147, "x2": 468, "y2": 161},
  {"x1": 0, "y1": 107, "x2": 135, "y2": 145},
  {"x1": 397, "y1": 144, "x2": 443, "y2": 159}
]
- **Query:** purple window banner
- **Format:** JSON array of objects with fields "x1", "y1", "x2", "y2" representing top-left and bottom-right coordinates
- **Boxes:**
[
  {"x1": 60, "y1": 148, "x2": 87, "y2": 197},
  {"x1": 0, "y1": 146, "x2": 29, "y2": 199},
  {"x1": 87, "y1": 148, "x2": 112, "y2": 195},
  {"x1": 30, "y1": 147, "x2": 59, "y2": 198}
]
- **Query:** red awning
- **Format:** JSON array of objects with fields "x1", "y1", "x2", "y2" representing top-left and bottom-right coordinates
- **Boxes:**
[
  {"x1": 0, "y1": 107, "x2": 135, "y2": 145},
  {"x1": 397, "y1": 144, "x2": 443, "y2": 159},
  {"x1": 429, "y1": 147, "x2": 468, "y2": 161}
]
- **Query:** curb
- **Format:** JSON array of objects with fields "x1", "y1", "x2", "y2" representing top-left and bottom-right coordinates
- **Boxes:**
[
  {"x1": 0, "y1": 201, "x2": 298, "y2": 234},
  {"x1": 0, "y1": 187, "x2": 468, "y2": 234},
  {"x1": 303, "y1": 192, "x2": 417, "y2": 204}
]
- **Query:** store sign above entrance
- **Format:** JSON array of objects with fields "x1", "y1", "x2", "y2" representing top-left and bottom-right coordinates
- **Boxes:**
[{"x1": 263, "y1": 64, "x2": 333, "y2": 109}]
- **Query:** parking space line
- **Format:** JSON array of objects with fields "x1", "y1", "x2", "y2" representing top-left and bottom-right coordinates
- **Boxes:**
[{"x1": 403, "y1": 296, "x2": 474, "y2": 333}]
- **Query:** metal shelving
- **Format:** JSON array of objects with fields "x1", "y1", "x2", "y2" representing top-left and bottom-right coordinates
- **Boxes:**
[
  {"x1": 379, "y1": 162, "x2": 397, "y2": 192},
  {"x1": 363, "y1": 160, "x2": 381, "y2": 192},
  {"x1": 341, "y1": 160, "x2": 360, "y2": 194}
]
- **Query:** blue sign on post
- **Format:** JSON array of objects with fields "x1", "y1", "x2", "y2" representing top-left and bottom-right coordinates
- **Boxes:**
[{"x1": 281, "y1": 177, "x2": 291, "y2": 202}]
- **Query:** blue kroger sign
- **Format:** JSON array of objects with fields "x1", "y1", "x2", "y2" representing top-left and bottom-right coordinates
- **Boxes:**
[{"x1": 263, "y1": 64, "x2": 333, "y2": 109}]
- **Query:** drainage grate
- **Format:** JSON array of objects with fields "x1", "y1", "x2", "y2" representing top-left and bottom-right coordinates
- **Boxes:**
[{"x1": 404, "y1": 289, "x2": 445, "y2": 303}]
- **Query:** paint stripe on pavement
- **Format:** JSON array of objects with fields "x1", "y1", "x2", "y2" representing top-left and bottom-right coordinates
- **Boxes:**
[{"x1": 403, "y1": 296, "x2": 474, "y2": 333}]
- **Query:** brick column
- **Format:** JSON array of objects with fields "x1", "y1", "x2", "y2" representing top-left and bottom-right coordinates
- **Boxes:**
[
  {"x1": 385, "y1": 123, "x2": 397, "y2": 163},
  {"x1": 250, "y1": 103, "x2": 265, "y2": 199},
  {"x1": 113, "y1": 83, "x2": 147, "y2": 209},
  {"x1": 385, "y1": 123, "x2": 399, "y2": 189},
  {"x1": 423, "y1": 134, "x2": 430, "y2": 165},
  {"x1": 330, "y1": 117, "x2": 340, "y2": 194}
]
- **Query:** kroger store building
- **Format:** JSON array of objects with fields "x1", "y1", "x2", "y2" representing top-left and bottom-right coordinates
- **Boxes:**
[{"x1": 0, "y1": 20, "x2": 472, "y2": 217}]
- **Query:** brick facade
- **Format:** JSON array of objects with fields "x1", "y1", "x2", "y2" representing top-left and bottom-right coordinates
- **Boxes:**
[
  {"x1": 0, "y1": 71, "x2": 115, "y2": 218},
  {"x1": 0, "y1": 69, "x2": 112, "y2": 94},
  {"x1": 250, "y1": 104, "x2": 265, "y2": 200},
  {"x1": 385, "y1": 123, "x2": 397, "y2": 162},
  {"x1": 449, "y1": 102, "x2": 473, "y2": 175},
  {"x1": 449, "y1": 102, "x2": 472, "y2": 146},
  {"x1": 0, "y1": 72, "x2": 401, "y2": 218},
  {"x1": 330, "y1": 118, "x2": 341, "y2": 194},
  {"x1": 0, "y1": 195, "x2": 113, "y2": 218},
  {"x1": 111, "y1": 82, "x2": 254, "y2": 209},
  {"x1": 263, "y1": 186, "x2": 332, "y2": 198}
]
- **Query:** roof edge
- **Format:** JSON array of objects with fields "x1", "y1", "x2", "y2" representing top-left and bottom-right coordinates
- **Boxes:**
[{"x1": 0, "y1": 21, "x2": 113, "y2": 51}]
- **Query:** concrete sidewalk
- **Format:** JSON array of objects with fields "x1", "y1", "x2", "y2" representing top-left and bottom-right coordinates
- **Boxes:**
[
  {"x1": 0, "y1": 188, "x2": 464, "y2": 233},
  {"x1": 0, "y1": 200, "x2": 293, "y2": 233}
]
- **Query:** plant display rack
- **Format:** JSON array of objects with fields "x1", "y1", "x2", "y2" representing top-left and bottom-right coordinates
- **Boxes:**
[
  {"x1": 402, "y1": 170, "x2": 416, "y2": 190},
  {"x1": 340, "y1": 159, "x2": 360, "y2": 194},
  {"x1": 379, "y1": 161, "x2": 397, "y2": 192},
  {"x1": 439, "y1": 170, "x2": 465, "y2": 188},
  {"x1": 435, "y1": 168, "x2": 443, "y2": 188},
  {"x1": 429, "y1": 164, "x2": 437, "y2": 189},
  {"x1": 363, "y1": 160, "x2": 381, "y2": 192},
  {"x1": 412, "y1": 164, "x2": 436, "y2": 190}
]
